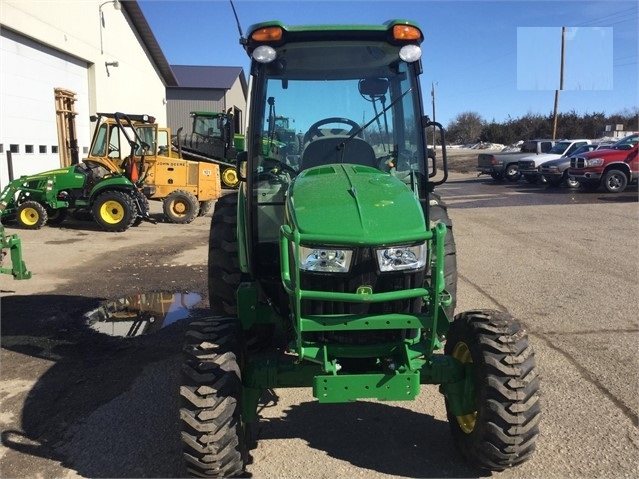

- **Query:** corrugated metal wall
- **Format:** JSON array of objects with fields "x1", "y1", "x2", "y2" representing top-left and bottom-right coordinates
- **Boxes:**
[{"x1": 167, "y1": 88, "x2": 226, "y2": 133}]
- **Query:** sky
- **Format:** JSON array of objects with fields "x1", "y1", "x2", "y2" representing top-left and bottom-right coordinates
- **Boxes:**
[{"x1": 137, "y1": 0, "x2": 638, "y2": 128}]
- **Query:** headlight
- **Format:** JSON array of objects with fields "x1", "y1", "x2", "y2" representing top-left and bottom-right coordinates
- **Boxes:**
[
  {"x1": 252, "y1": 45, "x2": 277, "y2": 63},
  {"x1": 399, "y1": 44, "x2": 422, "y2": 63},
  {"x1": 299, "y1": 246, "x2": 352, "y2": 273},
  {"x1": 376, "y1": 243, "x2": 426, "y2": 272},
  {"x1": 585, "y1": 158, "x2": 604, "y2": 167}
]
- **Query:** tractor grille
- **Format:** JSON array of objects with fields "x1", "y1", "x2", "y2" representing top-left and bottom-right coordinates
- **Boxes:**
[
  {"x1": 300, "y1": 247, "x2": 423, "y2": 316},
  {"x1": 188, "y1": 163, "x2": 199, "y2": 185}
]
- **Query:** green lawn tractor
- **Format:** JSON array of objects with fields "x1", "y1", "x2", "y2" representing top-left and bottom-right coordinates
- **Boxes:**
[
  {"x1": 179, "y1": 20, "x2": 541, "y2": 477},
  {"x1": 0, "y1": 155, "x2": 150, "y2": 232}
]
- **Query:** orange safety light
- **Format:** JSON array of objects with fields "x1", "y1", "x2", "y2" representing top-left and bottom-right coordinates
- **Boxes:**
[
  {"x1": 251, "y1": 26, "x2": 283, "y2": 42},
  {"x1": 392, "y1": 25, "x2": 421, "y2": 41}
]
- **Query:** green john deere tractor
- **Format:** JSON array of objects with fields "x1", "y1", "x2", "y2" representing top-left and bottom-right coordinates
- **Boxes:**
[
  {"x1": 179, "y1": 20, "x2": 540, "y2": 477},
  {"x1": 0, "y1": 127, "x2": 152, "y2": 232}
]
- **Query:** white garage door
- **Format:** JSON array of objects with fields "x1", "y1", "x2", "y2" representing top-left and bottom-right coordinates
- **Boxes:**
[{"x1": 0, "y1": 28, "x2": 91, "y2": 186}]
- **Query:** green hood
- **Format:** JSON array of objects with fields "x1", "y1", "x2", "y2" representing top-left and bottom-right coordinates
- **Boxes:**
[{"x1": 288, "y1": 165, "x2": 426, "y2": 245}]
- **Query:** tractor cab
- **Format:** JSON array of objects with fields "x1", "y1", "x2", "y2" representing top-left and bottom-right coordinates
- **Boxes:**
[{"x1": 239, "y1": 21, "x2": 448, "y2": 295}]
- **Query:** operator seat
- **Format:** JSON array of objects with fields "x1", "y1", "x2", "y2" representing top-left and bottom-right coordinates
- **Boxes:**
[{"x1": 299, "y1": 136, "x2": 377, "y2": 171}]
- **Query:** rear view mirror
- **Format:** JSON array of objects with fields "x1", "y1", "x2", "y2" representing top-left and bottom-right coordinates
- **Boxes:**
[{"x1": 359, "y1": 78, "x2": 389, "y2": 97}]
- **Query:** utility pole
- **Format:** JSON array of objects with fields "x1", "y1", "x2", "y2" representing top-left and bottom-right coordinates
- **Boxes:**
[{"x1": 552, "y1": 27, "x2": 566, "y2": 140}]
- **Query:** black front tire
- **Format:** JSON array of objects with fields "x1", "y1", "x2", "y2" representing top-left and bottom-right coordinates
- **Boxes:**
[
  {"x1": 180, "y1": 317, "x2": 248, "y2": 478},
  {"x1": 163, "y1": 190, "x2": 199, "y2": 224},
  {"x1": 602, "y1": 169, "x2": 628, "y2": 193},
  {"x1": 16, "y1": 201, "x2": 48, "y2": 229},
  {"x1": 426, "y1": 193, "x2": 457, "y2": 322},
  {"x1": 504, "y1": 164, "x2": 521, "y2": 182},
  {"x1": 208, "y1": 193, "x2": 240, "y2": 315},
  {"x1": 444, "y1": 310, "x2": 541, "y2": 471}
]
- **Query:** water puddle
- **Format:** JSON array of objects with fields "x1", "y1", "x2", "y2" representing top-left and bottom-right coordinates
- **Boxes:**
[{"x1": 85, "y1": 291, "x2": 202, "y2": 337}]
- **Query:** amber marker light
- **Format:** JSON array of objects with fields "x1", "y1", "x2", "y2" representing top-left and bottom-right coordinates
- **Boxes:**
[
  {"x1": 392, "y1": 25, "x2": 421, "y2": 41},
  {"x1": 251, "y1": 26, "x2": 283, "y2": 42}
]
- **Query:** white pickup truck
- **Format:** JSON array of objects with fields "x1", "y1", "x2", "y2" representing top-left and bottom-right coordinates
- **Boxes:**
[{"x1": 518, "y1": 139, "x2": 592, "y2": 183}]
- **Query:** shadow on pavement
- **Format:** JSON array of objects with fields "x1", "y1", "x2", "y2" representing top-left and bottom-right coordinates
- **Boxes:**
[
  {"x1": 0, "y1": 293, "x2": 207, "y2": 478},
  {"x1": 252, "y1": 391, "x2": 489, "y2": 478}
]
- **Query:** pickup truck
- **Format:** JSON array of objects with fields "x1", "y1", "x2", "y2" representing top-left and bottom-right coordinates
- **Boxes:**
[
  {"x1": 568, "y1": 133, "x2": 638, "y2": 193},
  {"x1": 518, "y1": 139, "x2": 591, "y2": 184},
  {"x1": 477, "y1": 139, "x2": 555, "y2": 181},
  {"x1": 539, "y1": 142, "x2": 614, "y2": 188}
]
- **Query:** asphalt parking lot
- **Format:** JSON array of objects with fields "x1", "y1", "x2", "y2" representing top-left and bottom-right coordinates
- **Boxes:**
[{"x1": 1, "y1": 173, "x2": 637, "y2": 478}]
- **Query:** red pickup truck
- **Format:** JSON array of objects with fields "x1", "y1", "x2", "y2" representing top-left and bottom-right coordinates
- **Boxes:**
[{"x1": 568, "y1": 133, "x2": 638, "y2": 192}]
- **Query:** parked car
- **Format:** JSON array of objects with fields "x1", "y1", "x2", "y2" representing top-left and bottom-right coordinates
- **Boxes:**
[
  {"x1": 568, "y1": 134, "x2": 639, "y2": 193},
  {"x1": 518, "y1": 139, "x2": 591, "y2": 184},
  {"x1": 539, "y1": 142, "x2": 614, "y2": 188},
  {"x1": 477, "y1": 139, "x2": 555, "y2": 182}
]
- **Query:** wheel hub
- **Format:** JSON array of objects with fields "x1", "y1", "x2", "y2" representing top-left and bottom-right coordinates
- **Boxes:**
[
  {"x1": 100, "y1": 200, "x2": 124, "y2": 224},
  {"x1": 452, "y1": 341, "x2": 477, "y2": 434}
]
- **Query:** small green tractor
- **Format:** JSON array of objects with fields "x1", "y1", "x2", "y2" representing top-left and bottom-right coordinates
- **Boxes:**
[
  {"x1": 179, "y1": 20, "x2": 540, "y2": 477},
  {"x1": 0, "y1": 147, "x2": 150, "y2": 232}
]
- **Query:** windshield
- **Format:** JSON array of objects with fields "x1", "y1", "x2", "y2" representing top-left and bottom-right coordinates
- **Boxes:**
[
  {"x1": 194, "y1": 115, "x2": 221, "y2": 137},
  {"x1": 548, "y1": 142, "x2": 571, "y2": 154},
  {"x1": 612, "y1": 134, "x2": 639, "y2": 150},
  {"x1": 252, "y1": 47, "x2": 425, "y2": 178}
]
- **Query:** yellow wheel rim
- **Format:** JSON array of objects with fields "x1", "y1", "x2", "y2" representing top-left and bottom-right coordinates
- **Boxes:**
[
  {"x1": 222, "y1": 167, "x2": 239, "y2": 187},
  {"x1": 452, "y1": 341, "x2": 477, "y2": 434},
  {"x1": 100, "y1": 200, "x2": 125, "y2": 224},
  {"x1": 19, "y1": 207, "x2": 39, "y2": 226},
  {"x1": 171, "y1": 200, "x2": 187, "y2": 216}
]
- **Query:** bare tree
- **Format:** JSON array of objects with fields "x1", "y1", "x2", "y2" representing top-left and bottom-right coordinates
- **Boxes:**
[{"x1": 446, "y1": 111, "x2": 485, "y2": 144}]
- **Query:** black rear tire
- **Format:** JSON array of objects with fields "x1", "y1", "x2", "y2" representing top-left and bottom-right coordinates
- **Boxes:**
[
  {"x1": 180, "y1": 317, "x2": 248, "y2": 478},
  {"x1": 163, "y1": 190, "x2": 199, "y2": 224},
  {"x1": 198, "y1": 200, "x2": 214, "y2": 217},
  {"x1": 444, "y1": 310, "x2": 541, "y2": 471},
  {"x1": 91, "y1": 190, "x2": 135, "y2": 232},
  {"x1": 221, "y1": 167, "x2": 240, "y2": 189}
]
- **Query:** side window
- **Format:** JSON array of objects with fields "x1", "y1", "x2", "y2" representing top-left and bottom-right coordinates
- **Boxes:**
[
  {"x1": 90, "y1": 124, "x2": 108, "y2": 157},
  {"x1": 541, "y1": 142, "x2": 553, "y2": 153},
  {"x1": 108, "y1": 126, "x2": 121, "y2": 158},
  {"x1": 157, "y1": 130, "x2": 170, "y2": 156}
]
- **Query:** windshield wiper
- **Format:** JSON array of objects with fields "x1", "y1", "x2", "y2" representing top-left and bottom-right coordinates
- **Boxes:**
[{"x1": 339, "y1": 88, "x2": 413, "y2": 148}]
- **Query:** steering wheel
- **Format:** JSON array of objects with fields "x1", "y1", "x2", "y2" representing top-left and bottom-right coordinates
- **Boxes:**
[
  {"x1": 260, "y1": 158, "x2": 298, "y2": 177},
  {"x1": 303, "y1": 117, "x2": 361, "y2": 144}
]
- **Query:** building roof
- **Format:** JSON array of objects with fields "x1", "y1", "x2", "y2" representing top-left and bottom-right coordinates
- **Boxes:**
[
  {"x1": 170, "y1": 65, "x2": 247, "y2": 92},
  {"x1": 121, "y1": 1, "x2": 178, "y2": 86}
]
